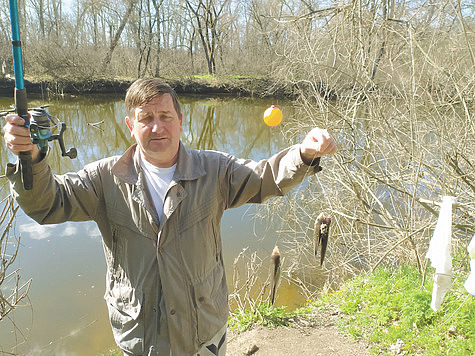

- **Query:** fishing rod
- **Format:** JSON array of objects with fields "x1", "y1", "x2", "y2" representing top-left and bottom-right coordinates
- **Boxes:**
[
  {"x1": 7, "y1": 0, "x2": 76, "y2": 190},
  {"x1": 8, "y1": 0, "x2": 31, "y2": 189}
]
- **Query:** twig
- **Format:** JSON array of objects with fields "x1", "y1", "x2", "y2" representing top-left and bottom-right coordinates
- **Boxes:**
[
  {"x1": 371, "y1": 224, "x2": 434, "y2": 272},
  {"x1": 330, "y1": 209, "x2": 399, "y2": 230}
]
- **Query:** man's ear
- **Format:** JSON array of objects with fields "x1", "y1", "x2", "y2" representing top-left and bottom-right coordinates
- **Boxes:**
[{"x1": 125, "y1": 116, "x2": 134, "y2": 137}]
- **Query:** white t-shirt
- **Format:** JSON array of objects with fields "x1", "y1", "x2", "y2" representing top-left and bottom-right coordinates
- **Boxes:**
[{"x1": 140, "y1": 155, "x2": 176, "y2": 222}]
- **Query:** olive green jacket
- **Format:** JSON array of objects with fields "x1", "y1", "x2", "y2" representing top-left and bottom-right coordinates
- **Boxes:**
[{"x1": 7, "y1": 142, "x2": 321, "y2": 355}]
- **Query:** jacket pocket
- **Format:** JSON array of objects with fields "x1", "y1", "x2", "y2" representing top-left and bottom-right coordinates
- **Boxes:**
[
  {"x1": 105, "y1": 288, "x2": 144, "y2": 354},
  {"x1": 192, "y1": 263, "x2": 229, "y2": 344},
  {"x1": 108, "y1": 205, "x2": 156, "y2": 240},
  {"x1": 178, "y1": 194, "x2": 216, "y2": 233}
]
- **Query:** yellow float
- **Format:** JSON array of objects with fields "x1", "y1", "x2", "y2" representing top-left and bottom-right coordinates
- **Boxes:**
[{"x1": 263, "y1": 105, "x2": 282, "y2": 127}]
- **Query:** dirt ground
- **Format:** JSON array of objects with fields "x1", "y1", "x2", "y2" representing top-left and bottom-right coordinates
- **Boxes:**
[{"x1": 226, "y1": 309, "x2": 371, "y2": 356}]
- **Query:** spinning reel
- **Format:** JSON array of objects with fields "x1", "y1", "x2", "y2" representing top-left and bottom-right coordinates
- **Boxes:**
[{"x1": 28, "y1": 106, "x2": 77, "y2": 158}]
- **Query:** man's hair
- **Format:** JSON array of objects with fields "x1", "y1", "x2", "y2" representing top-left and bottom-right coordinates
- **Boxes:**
[{"x1": 125, "y1": 78, "x2": 182, "y2": 118}]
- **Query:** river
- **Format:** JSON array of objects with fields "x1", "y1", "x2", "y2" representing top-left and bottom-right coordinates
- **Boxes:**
[{"x1": 0, "y1": 93, "x2": 310, "y2": 355}]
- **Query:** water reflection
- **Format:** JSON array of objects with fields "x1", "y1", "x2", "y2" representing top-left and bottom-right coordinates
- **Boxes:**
[
  {"x1": 0, "y1": 93, "x2": 296, "y2": 355},
  {"x1": 1, "y1": 94, "x2": 288, "y2": 175}
]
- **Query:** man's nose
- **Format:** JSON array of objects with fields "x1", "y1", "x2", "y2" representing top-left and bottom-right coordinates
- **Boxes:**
[{"x1": 150, "y1": 118, "x2": 164, "y2": 132}]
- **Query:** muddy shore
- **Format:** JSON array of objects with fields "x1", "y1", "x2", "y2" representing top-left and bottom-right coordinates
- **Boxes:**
[{"x1": 0, "y1": 76, "x2": 297, "y2": 99}]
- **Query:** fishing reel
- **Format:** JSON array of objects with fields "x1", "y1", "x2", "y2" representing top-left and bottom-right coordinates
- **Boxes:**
[{"x1": 28, "y1": 106, "x2": 77, "y2": 158}]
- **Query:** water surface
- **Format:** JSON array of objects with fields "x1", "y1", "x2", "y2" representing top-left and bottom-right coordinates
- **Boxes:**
[{"x1": 0, "y1": 93, "x2": 307, "y2": 355}]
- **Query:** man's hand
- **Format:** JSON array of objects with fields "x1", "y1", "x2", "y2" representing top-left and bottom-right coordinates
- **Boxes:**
[
  {"x1": 300, "y1": 127, "x2": 337, "y2": 165},
  {"x1": 3, "y1": 113, "x2": 41, "y2": 163}
]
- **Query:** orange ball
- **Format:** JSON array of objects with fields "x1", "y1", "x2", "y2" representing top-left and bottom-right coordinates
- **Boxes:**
[{"x1": 263, "y1": 105, "x2": 283, "y2": 127}]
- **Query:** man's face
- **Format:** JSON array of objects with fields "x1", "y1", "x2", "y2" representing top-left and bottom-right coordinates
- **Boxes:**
[{"x1": 126, "y1": 93, "x2": 183, "y2": 167}]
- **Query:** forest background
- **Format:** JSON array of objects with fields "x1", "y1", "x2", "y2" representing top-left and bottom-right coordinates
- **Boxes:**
[{"x1": 0, "y1": 0, "x2": 474, "y2": 352}]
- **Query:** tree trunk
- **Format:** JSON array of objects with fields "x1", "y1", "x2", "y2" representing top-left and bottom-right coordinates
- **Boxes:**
[
  {"x1": 151, "y1": 0, "x2": 164, "y2": 77},
  {"x1": 101, "y1": 0, "x2": 138, "y2": 73},
  {"x1": 185, "y1": 0, "x2": 228, "y2": 75}
]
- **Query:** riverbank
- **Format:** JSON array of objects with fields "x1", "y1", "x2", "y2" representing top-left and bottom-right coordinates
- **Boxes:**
[
  {"x1": 0, "y1": 75, "x2": 297, "y2": 99},
  {"x1": 228, "y1": 264, "x2": 474, "y2": 355},
  {"x1": 101, "y1": 265, "x2": 473, "y2": 355},
  {"x1": 226, "y1": 307, "x2": 371, "y2": 356},
  {"x1": 101, "y1": 307, "x2": 371, "y2": 356}
]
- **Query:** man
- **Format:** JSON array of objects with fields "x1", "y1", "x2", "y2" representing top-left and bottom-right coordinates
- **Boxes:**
[{"x1": 3, "y1": 78, "x2": 337, "y2": 355}]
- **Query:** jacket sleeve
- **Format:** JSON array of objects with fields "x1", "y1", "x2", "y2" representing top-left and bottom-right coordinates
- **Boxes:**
[
  {"x1": 223, "y1": 144, "x2": 322, "y2": 209},
  {"x1": 6, "y1": 156, "x2": 103, "y2": 224}
]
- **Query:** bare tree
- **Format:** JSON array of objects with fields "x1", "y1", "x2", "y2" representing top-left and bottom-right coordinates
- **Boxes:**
[
  {"x1": 29, "y1": 0, "x2": 46, "y2": 38},
  {"x1": 130, "y1": 0, "x2": 164, "y2": 77},
  {"x1": 101, "y1": 0, "x2": 139, "y2": 72},
  {"x1": 184, "y1": 0, "x2": 230, "y2": 75},
  {"x1": 151, "y1": 0, "x2": 165, "y2": 76}
]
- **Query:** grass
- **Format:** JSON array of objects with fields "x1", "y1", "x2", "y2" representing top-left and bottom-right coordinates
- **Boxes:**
[
  {"x1": 190, "y1": 74, "x2": 215, "y2": 80},
  {"x1": 99, "y1": 350, "x2": 122, "y2": 356},
  {"x1": 187, "y1": 74, "x2": 262, "y2": 81},
  {"x1": 228, "y1": 303, "x2": 311, "y2": 333},
  {"x1": 314, "y1": 265, "x2": 474, "y2": 355}
]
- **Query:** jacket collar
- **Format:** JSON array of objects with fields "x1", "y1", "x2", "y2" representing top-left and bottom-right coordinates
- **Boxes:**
[
  {"x1": 111, "y1": 144, "x2": 141, "y2": 185},
  {"x1": 111, "y1": 142, "x2": 206, "y2": 184},
  {"x1": 174, "y1": 142, "x2": 206, "y2": 182}
]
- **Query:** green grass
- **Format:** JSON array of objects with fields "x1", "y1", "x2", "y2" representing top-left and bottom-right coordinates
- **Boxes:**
[
  {"x1": 228, "y1": 303, "x2": 310, "y2": 333},
  {"x1": 190, "y1": 74, "x2": 215, "y2": 80},
  {"x1": 314, "y1": 265, "x2": 474, "y2": 355},
  {"x1": 186, "y1": 74, "x2": 262, "y2": 81},
  {"x1": 99, "y1": 349, "x2": 122, "y2": 356}
]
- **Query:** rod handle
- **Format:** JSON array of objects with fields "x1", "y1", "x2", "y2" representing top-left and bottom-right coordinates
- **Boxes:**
[
  {"x1": 19, "y1": 150, "x2": 33, "y2": 190},
  {"x1": 15, "y1": 88, "x2": 32, "y2": 190}
]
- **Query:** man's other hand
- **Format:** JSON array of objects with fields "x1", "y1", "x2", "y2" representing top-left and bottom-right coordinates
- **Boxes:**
[{"x1": 299, "y1": 127, "x2": 337, "y2": 165}]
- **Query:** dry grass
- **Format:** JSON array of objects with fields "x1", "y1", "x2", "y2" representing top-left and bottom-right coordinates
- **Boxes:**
[{"x1": 0, "y1": 196, "x2": 31, "y2": 322}]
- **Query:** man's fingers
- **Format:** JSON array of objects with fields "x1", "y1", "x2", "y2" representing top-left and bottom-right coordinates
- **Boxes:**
[
  {"x1": 5, "y1": 141, "x2": 35, "y2": 155},
  {"x1": 306, "y1": 128, "x2": 332, "y2": 153},
  {"x1": 3, "y1": 114, "x2": 30, "y2": 137},
  {"x1": 4, "y1": 113, "x2": 25, "y2": 126},
  {"x1": 3, "y1": 113, "x2": 36, "y2": 155},
  {"x1": 313, "y1": 128, "x2": 332, "y2": 153},
  {"x1": 4, "y1": 130, "x2": 32, "y2": 145},
  {"x1": 319, "y1": 134, "x2": 337, "y2": 156},
  {"x1": 4, "y1": 122, "x2": 30, "y2": 138},
  {"x1": 300, "y1": 127, "x2": 338, "y2": 162},
  {"x1": 4, "y1": 130, "x2": 34, "y2": 153}
]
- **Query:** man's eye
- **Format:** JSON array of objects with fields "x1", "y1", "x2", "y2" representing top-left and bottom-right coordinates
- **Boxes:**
[{"x1": 138, "y1": 117, "x2": 152, "y2": 124}]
